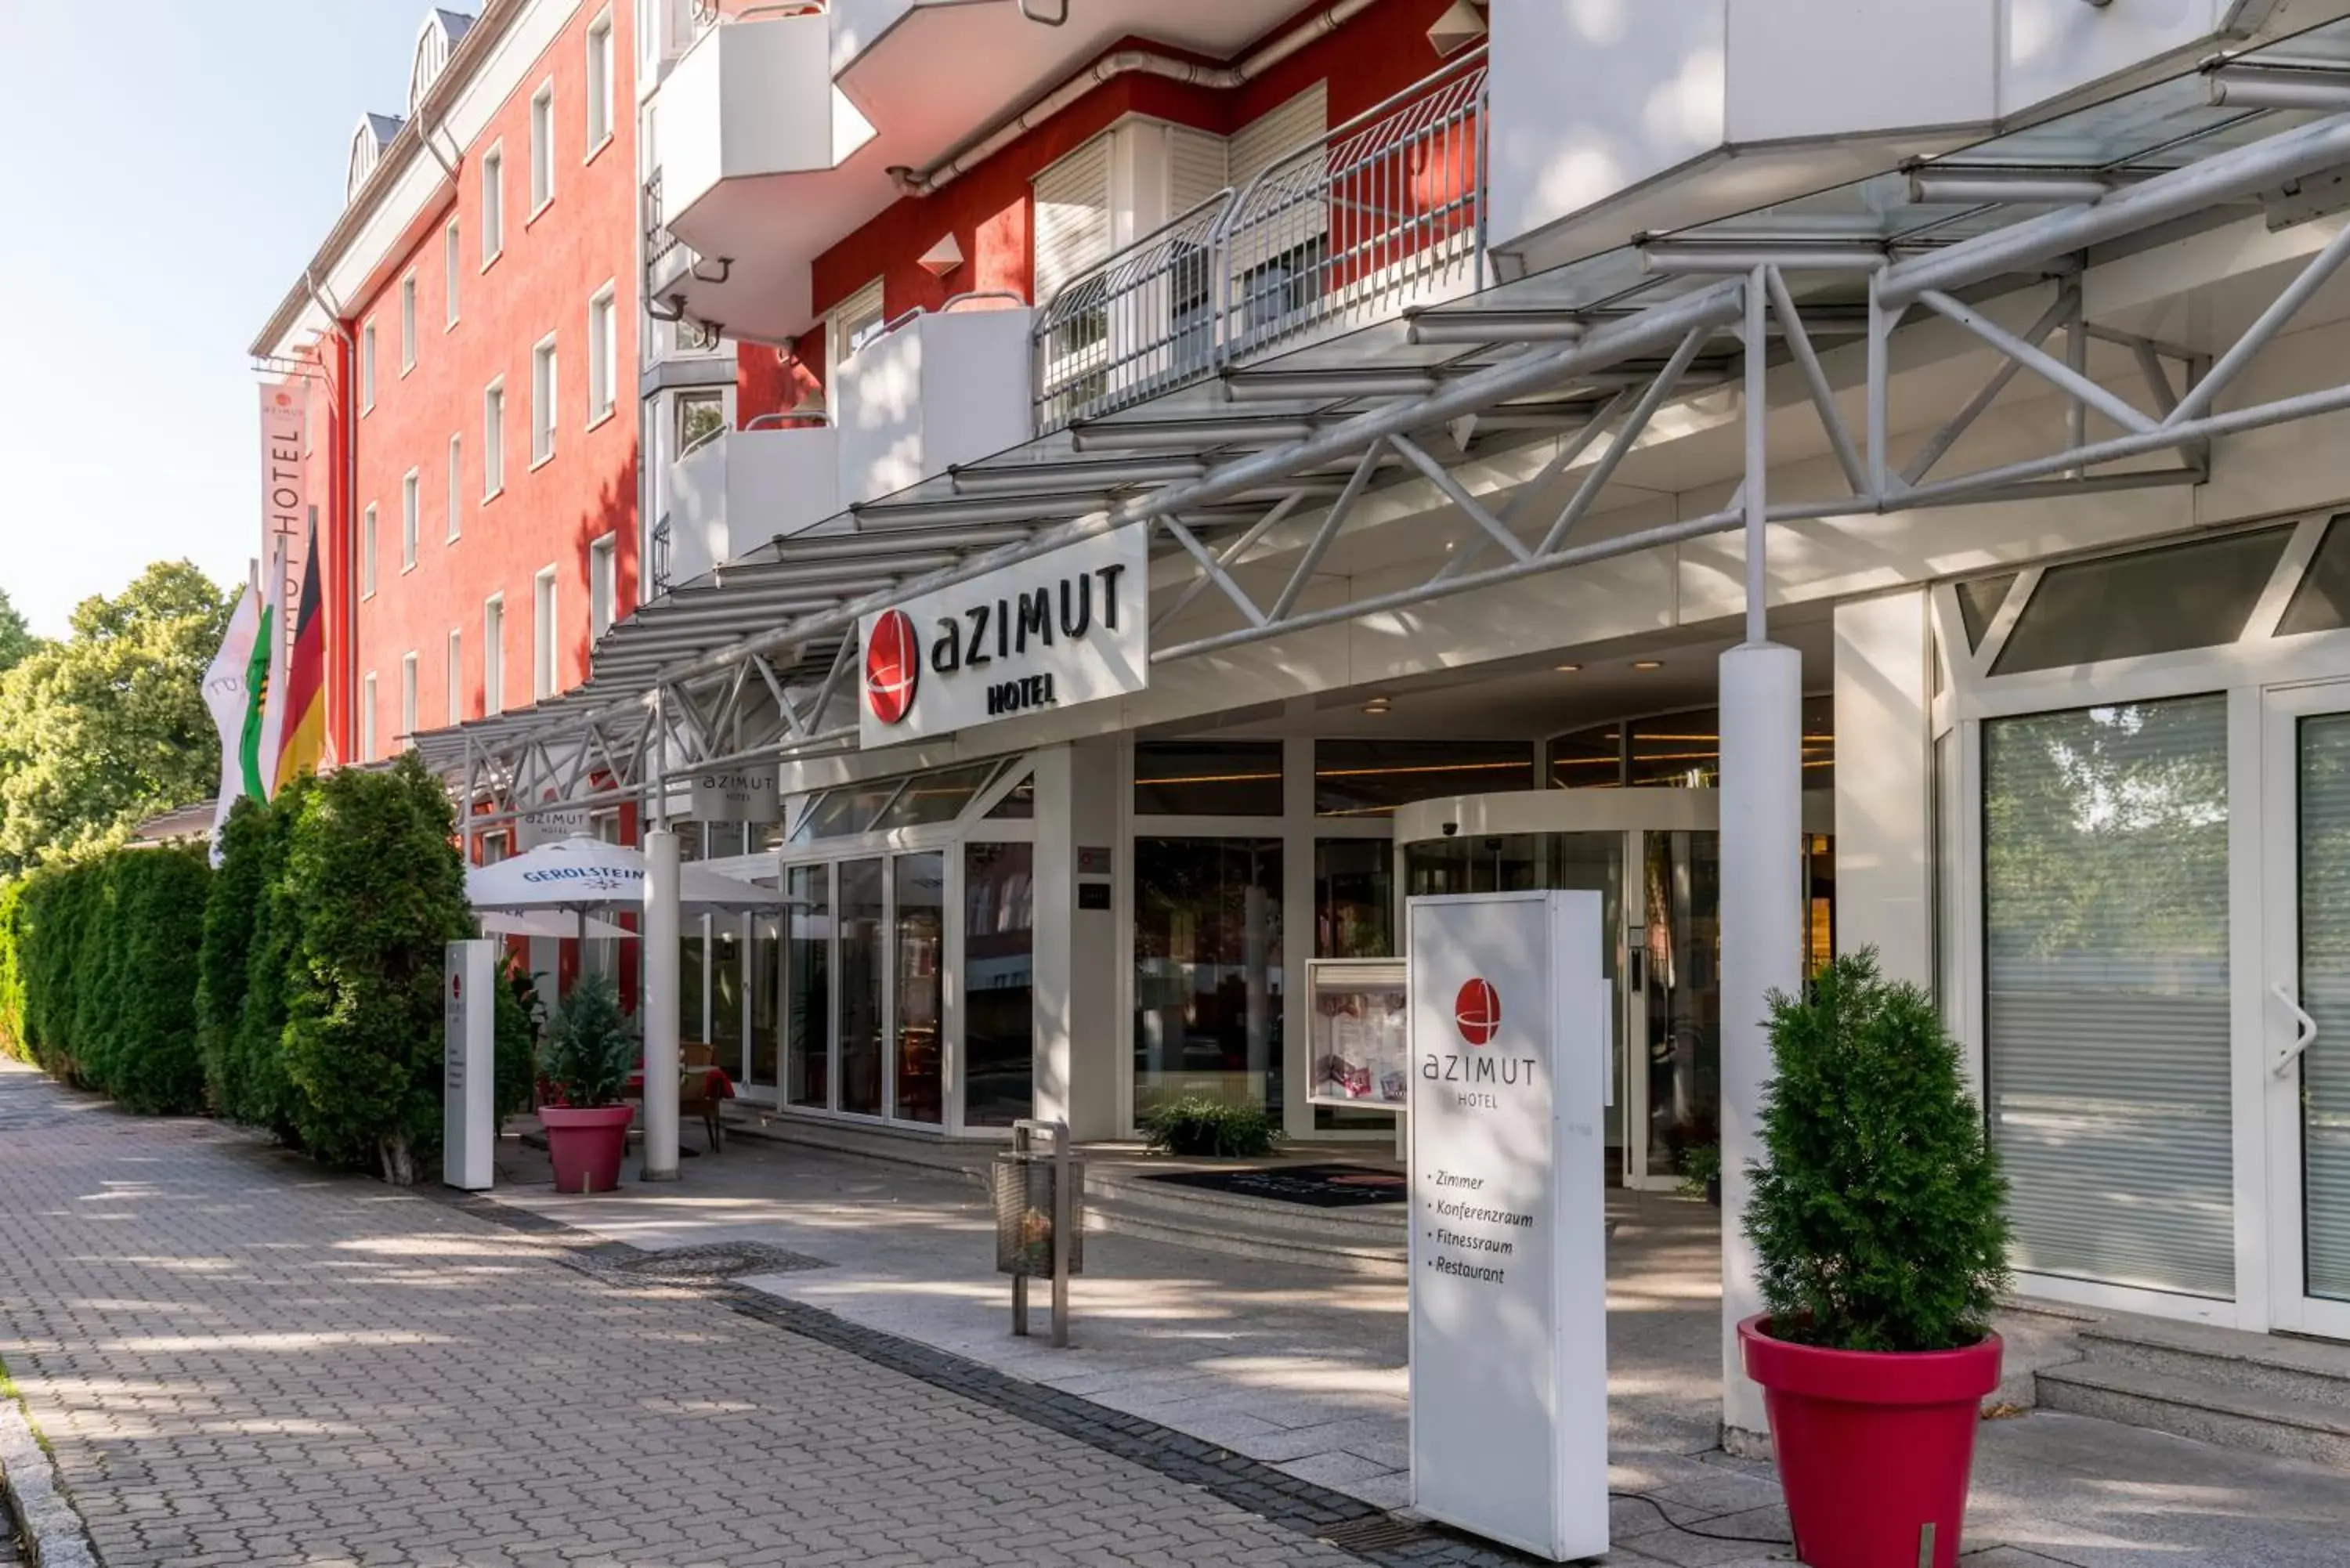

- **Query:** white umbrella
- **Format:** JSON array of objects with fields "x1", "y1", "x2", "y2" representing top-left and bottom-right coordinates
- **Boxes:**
[
  {"x1": 478, "y1": 910, "x2": 636, "y2": 941},
  {"x1": 465, "y1": 835, "x2": 791, "y2": 916}
]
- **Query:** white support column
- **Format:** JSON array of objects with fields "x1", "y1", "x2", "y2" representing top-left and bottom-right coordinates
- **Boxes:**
[
  {"x1": 1832, "y1": 591, "x2": 1934, "y2": 988},
  {"x1": 641, "y1": 825, "x2": 682, "y2": 1181},
  {"x1": 1719, "y1": 268, "x2": 1803, "y2": 1447}
]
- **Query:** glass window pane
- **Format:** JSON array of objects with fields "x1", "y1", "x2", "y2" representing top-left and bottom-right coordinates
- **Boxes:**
[
  {"x1": 1549, "y1": 724, "x2": 1622, "y2": 789},
  {"x1": 964, "y1": 842, "x2": 1036, "y2": 1128},
  {"x1": 678, "y1": 915, "x2": 707, "y2": 1043},
  {"x1": 1133, "y1": 742, "x2": 1283, "y2": 816},
  {"x1": 1954, "y1": 572, "x2": 2017, "y2": 651},
  {"x1": 1314, "y1": 739, "x2": 1532, "y2": 816},
  {"x1": 2278, "y1": 514, "x2": 2350, "y2": 638},
  {"x1": 785, "y1": 865, "x2": 830, "y2": 1108},
  {"x1": 1314, "y1": 839, "x2": 1392, "y2": 959},
  {"x1": 1642, "y1": 830, "x2": 1720, "y2": 1178},
  {"x1": 800, "y1": 779, "x2": 904, "y2": 840},
  {"x1": 837, "y1": 858, "x2": 885, "y2": 1115},
  {"x1": 1802, "y1": 693, "x2": 1835, "y2": 793},
  {"x1": 1983, "y1": 697, "x2": 2234, "y2": 1297},
  {"x1": 1629, "y1": 709, "x2": 1720, "y2": 789},
  {"x1": 985, "y1": 771, "x2": 1036, "y2": 818},
  {"x1": 710, "y1": 916, "x2": 744, "y2": 1066},
  {"x1": 1992, "y1": 527, "x2": 2291, "y2": 674},
  {"x1": 893, "y1": 854, "x2": 944, "y2": 1124},
  {"x1": 1133, "y1": 839, "x2": 1283, "y2": 1122},
  {"x1": 750, "y1": 912, "x2": 779, "y2": 1087},
  {"x1": 2298, "y1": 714, "x2": 2350, "y2": 1302},
  {"x1": 870, "y1": 764, "x2": 998, "y2": 831},
  {"x1": 1402, "y1": 833, "x2": 1543, "y2": 897}
]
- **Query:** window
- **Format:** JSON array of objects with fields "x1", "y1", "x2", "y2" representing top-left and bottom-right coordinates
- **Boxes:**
[
  {"x1": 1133, "y1": 740, "x2": 1283, "y2": 816},
  {"x1": 399, "y1": 275, "x2": 417, "y2": 371},
  {"x1": 361, "y1": 674, "x2": 377, "y2": 762},
  {"x1": 530, "y1": 81, "x2": 555, "y2": 213},
  {"x1": 400, "y1": 469, "x2": 419, "y2": 569},
  {"x1": 827, "y1": 278, "x2": 886, "y2": 370},
  {"x1": 676, "y1": 391, "x2": 725, "y2": 455},
  {"x1": 443, "y1": 220, "x2": 461, "y2": 326},
  {"x1": 1992, "y1": 525, "x2": 2294, "y2": 674},
  {"x1": 400, "y1": 652, "x2": 418, "y2": 746},
  {"x1": 531, "y1": 337, "x2": 558, "y2": 463},
  {"x1": 587, "y1": 286, "x2": 617, "y2": 422},
  {"x1": 1983, "y1": 696, "x2": 2236, "y2": 1298},
  {"x1": 360, "y1": 321, "x2": 376, "y2": 411},
  {"x1": 586, "y1": 11, "x2": 615, "y2": 151},
  {"x1": 533, "y1": 567, "x2": 559, "y2": 699},
  {"x1": 446, "y1": 435, "x2": 463, "y2": 540},
  {"x1": 483, "y1": 380, "x2": 506, "y2": 496},
  {"x1": 446, "y1": 628, "x2": 463, "y2": 724},
  {"x1": 589, "y1": 534, "x2": 617, "y2": 638},
  {"x1": 361, "y1": 505, "x2": 378, "y2": 597},
  {"x1": 483, "y1": 596, "x2": 505, "y2": 714},
  {"x1": 480, "y1": 143, "x2": 504, "y2": 264},
  {"x1": 1314, "y1": 739, "x2": 1533, "y2": 816}
]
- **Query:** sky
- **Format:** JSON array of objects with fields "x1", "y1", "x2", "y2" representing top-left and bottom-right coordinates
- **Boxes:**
[{"x1": 0, "y1": 2, "x2": 433, "y2": 637}]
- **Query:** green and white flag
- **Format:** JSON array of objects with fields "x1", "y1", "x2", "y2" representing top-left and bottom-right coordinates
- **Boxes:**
[{"x1": 202, "y1": 573, "x2": 269, "y2": 863}]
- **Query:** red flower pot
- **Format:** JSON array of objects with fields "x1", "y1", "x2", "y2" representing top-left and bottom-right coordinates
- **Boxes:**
[
  {"x1": 1739, "y1": 1314, "x2": 2002, "y2": 1568},
  {"x1": 540, "y1": 1104, "x2": 635, "y2": 1194}
]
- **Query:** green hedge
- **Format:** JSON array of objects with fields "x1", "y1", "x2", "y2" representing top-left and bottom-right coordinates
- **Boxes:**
[
  {"x1": 2, "y1": 753, "x2": 525, "y2": 1184},
  {"x1": 0, "y1": 844, "x2": 209, "y2": 1110}
]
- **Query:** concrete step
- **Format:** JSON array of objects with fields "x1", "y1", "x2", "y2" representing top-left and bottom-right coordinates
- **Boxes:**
[
  {"x1": 2072, "y1": 1317, "x2": 2350, "y2": 1412},
  {"x1": 2037, "y1": 1358, "x2": 2350, "y2": 1469},
  {"x1": 718, "y1": 1107, "x2": 997, "y2": 1185},
  {"x1": 1083, "y1": 1191, "x2": 1407, "y2": 1279}
]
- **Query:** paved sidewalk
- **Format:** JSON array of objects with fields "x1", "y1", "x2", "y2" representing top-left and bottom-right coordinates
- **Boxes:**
[{"x1": 0, "y1": 1062, "x2": 1379, "y2": 1568}]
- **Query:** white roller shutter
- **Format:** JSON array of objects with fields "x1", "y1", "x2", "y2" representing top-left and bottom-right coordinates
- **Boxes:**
[
  {"x1": 1982, "y1": 695, "x2": 2236, "y2": 1300},
  {"x1": 1169, "y1": 125, "x2": 1229, "y2": 219},
  {"x1": 1230, "y1": 82, "x2": 1328, "y2": 189},
  {"x1": 1033, "y1": 134, "x2": 1112, "y2": 303}
]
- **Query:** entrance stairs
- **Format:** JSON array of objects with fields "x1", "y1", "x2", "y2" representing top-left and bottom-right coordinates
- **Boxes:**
[{"x1": 2026, "y1": 1306, "x2": 2350, "y2": 1468}]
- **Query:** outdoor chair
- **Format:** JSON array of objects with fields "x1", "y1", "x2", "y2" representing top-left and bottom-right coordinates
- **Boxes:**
[{"x1": 679, "y1": 1042, "x2": 725, "y2": 1153}]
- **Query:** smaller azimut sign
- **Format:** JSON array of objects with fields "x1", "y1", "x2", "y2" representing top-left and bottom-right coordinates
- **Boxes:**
[
  {"x1": 1408, "y1": 891, "x2": 1609, "y2": 1562},
  {"x1": 857, "y1": 527, "x2": 1148, "y2": 748}
]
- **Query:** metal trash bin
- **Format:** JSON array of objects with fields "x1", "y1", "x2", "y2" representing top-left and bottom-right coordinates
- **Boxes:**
[{"x1": 992, "y1": 1119, "x2": 1083, "y2": 1345}]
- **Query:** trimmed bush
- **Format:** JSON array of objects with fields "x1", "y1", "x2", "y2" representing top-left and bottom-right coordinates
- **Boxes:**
[
  {"x1": 230, "y1": 776, "x2": 309, "y2": 1143},
  {"x1": 1744, "y1": 948, "x2": 2011, "y2": 1353},
  {"x1": 0, "y1": 880, "x2": 27, "y2": 1063},
  {"x1": 279, "y1": 754, "x2": 472, "y2": 1184},
  {"x1": 197, "y1": 797, "x2": 269, "y2": 1118},
  {"x1": 1140, "y1": 1094, "x2": 1278, "y2": 1158},
  {"x1": 540, "y1": 969, "x2": 638, "y2": 1109}
]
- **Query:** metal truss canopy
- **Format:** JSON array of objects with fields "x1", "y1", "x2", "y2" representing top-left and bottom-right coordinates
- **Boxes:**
[{"x1": 425, "y1": 92, "x2": 2350, "y2": 829}]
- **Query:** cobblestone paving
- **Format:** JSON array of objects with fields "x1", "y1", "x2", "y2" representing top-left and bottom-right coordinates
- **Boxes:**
[{"x1": 0, "y1": 1064, "x2": 1376, "y2": 1568}]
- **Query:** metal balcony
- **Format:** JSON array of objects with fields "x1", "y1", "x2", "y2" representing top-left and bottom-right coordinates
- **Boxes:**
[{"x1": 1033, "y1": 47, "x2": 1487, "y2": 433}]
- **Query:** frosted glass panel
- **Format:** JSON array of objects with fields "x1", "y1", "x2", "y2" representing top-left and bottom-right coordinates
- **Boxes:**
[
  {"x1": 2298, "y1": 715, "x2": 2350, "y2": 1302},
  {"x1": 1983, "y1": 697, "x2": 2234, "y2": 1299}
]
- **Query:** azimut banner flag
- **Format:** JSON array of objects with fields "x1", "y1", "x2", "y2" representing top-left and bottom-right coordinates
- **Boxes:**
[
  {"x1": 257, "y1": 385, "x2": 309, "y2": 659},
  {"x1": 277, "y1": 523, "x2": 328, "y2": 787},
  {"x1": 202, "y1": 580, "x2": 264, "y2": 863}
]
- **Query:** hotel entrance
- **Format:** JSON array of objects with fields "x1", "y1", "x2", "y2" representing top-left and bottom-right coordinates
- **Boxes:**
[{"x1": 1394, "y1": 790, "x2": 1834, "y2": 1189}]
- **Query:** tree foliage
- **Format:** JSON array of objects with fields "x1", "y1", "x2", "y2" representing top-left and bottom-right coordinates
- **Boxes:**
[
  {"x1": 539, "y1": 969, "x2": 638, "y2": 1109},
  {"x1": 279, "y1": 753, "x2": 473, "y2": 1183},
  {"x1": 1744, "y1": 950, "x2": 2011, "y2": 1353},
  {"x1": 0, "y1": 562, "x2": 229, "y2": 875},
  {"x1": 0, "y1": 588, "x2": 37, "y2": 677}
]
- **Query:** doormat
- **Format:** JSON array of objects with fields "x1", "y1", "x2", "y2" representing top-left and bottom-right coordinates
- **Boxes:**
[{"x1": 1143, "y1": 1163, "x2": 1406, "y2": 1209}]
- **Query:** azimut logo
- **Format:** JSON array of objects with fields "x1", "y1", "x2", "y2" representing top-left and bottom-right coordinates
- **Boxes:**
[
  {"x1": 1454, "y1": 977, "x2": 1501, "y2": 1046},
  {"x1": 866, "y1": 609, "x2": 920, "y2": 724}
]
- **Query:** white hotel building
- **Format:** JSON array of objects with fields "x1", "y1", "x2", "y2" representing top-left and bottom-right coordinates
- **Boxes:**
[{"x1": 419, "y1": 0, "x2": 2350, "y2": 1433}]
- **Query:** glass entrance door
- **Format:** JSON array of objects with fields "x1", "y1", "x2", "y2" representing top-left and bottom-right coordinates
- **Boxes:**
[
  {"x1": 1631, "y1": 830, "x2": 1721, "y2": 1189},
  {"x1": 2265, "y1": 686, "x2": 2350, "y2": 1339}
]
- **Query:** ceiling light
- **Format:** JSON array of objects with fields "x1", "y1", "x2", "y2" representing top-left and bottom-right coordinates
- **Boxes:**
[
  {"x1": 1632, "y1": 659, "x2": 1664, "y2": 671},
  {"x1": 1361, "y1": 697, "x2": 1393, "y2": 714},
  {"x1": 1554, "y1": 663, "x2": 1582, "y2": 673}
]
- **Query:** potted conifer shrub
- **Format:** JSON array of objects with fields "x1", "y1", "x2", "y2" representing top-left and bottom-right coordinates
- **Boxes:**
[
  {"x1": 1739, "y1": 950, "x2": 2011, "y2": 1568},
  {"x1": 537, "y1": 971, "x2": 639, "y2": 1194}
]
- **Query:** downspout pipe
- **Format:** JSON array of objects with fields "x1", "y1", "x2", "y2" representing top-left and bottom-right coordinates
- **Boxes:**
[
  {"x1": 890, "y1": 0, "x2": 1383, "y2": 196},
  {"x1": 302, "y1": 267, "x2": 361, "y2": 768}
]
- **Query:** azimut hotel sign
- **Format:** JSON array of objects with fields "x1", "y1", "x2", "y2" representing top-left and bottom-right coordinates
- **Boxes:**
[
  {"x1": 1407, "y1": 891, "x2": 1609, "y2": 1562},
  {"x1": 858, "y1": 528, "x2": 1148, "y2": 748}
]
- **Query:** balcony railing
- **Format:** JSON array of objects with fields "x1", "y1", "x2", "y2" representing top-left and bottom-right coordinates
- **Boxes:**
[
  {"x1": 650, "y1": 515, "x2": 674, "y2": 598},
  {"x1": 644, "y1": 169, "x2": 682, "y2": 269},
  {"x1": 1033, "y1": 48, "x2": 1488, "y2": 433}
]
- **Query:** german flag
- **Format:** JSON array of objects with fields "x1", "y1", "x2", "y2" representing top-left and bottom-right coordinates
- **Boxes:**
[{"x1": 277, "y1": 522, "x2": 327, "y2": 785}]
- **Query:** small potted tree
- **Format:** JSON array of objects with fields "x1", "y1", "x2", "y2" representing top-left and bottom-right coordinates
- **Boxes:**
[
  {"x1": 1739, "y1": 950, "x2": 2010, "y2": 1568},
  {"x1": 537, "y1": 971, "x2": 639, "y2": 1194}
]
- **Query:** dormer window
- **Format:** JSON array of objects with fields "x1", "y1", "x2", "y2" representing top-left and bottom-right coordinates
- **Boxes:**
[
  {"x1": 345, "y1": 113, "x2": 404, "y2": 203},
  {"x1": 407, "y1": 9, "x2": 477, "y2": 115}
]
